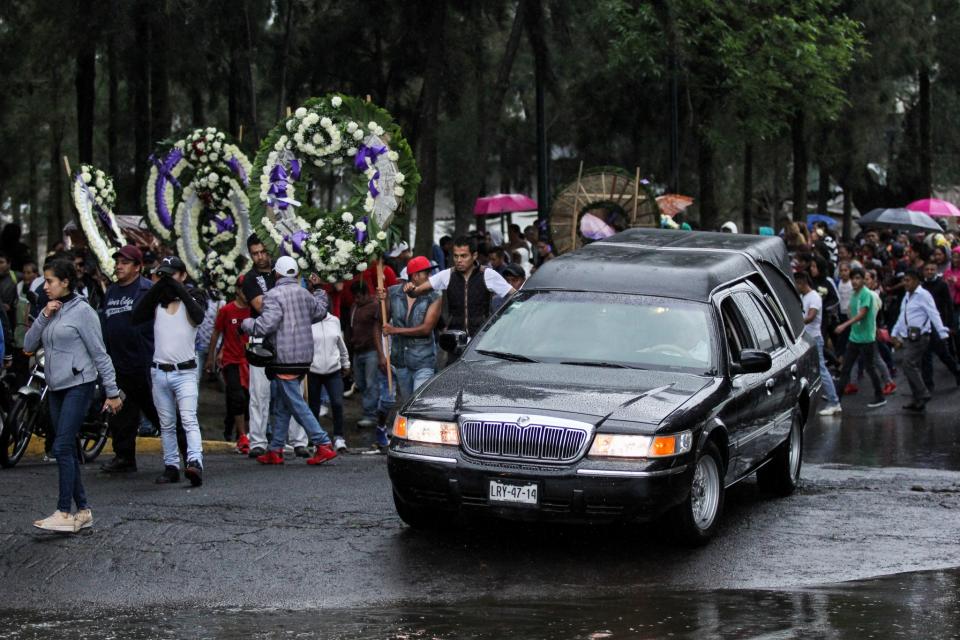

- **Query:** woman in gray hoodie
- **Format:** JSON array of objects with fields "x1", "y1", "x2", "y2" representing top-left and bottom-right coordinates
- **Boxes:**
[{"x1": 24, "y1": 258, "x2": 122, "y2": 533}]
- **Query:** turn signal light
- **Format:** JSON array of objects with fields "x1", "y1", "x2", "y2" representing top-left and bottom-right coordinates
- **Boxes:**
[
  {"x1": 650, "y1": 436, "x2": 676, "y2": 456},
  {"x1": 393, "y1": 416, "x2": 408, "y2": 438}
]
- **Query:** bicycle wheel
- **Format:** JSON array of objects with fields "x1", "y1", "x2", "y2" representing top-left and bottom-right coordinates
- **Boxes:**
[{"x1": 0, "y1": 396, "x2": 40, "y2": 468}]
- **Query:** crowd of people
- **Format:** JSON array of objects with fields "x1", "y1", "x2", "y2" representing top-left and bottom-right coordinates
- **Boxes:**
[
  {"x1": 785, "y1": 219, "x2": 960, "y2": 417},
  {"x1": 21, "y1": 225, "x2": 548, "y2": 533},
  {"x1": 22, "y1": 212, "x2": 960, "y2": 533}
]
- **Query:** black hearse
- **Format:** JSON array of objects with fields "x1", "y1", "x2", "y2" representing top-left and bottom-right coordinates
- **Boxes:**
[{"x1": 387, "y1": 229, "x2": 820, "y2": 545}]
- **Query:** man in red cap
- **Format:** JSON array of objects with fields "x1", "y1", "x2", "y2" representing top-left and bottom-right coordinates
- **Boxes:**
[
  {"x1": 373, "y1": 256, "x2": 442, "y2": 448},
  {"x1": 98, "y1": 245, "x2": 162, "y2": 474}
]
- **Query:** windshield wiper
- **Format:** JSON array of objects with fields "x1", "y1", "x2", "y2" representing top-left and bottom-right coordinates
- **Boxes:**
[
  {"x1": 560, "y1": 360, "x2": 643, "y2": 369},
  {"x1": 475, "y1": 349, "x2": 538, "y2": 363}
]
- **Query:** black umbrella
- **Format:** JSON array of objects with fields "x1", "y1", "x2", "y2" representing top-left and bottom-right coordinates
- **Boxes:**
[{"x1": 859, "y1": 207, "x2": 942, "y2": 234}]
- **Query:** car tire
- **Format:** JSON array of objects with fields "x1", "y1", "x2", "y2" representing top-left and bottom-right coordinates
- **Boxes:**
[
  {"x1": 757, "y1": 411, "x2": 803, "y2": 497},
  {"x1": 667, "y1": 440, "x2": 725, "y2": 546},
  {"x1": 393, "y1": 490, "x2": 448, "y2": 530}
]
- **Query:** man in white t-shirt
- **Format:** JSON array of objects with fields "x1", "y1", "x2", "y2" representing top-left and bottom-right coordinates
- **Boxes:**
[
  {"x1": 795, "y1": 271, "x2": 841, "y2": 416},
  {"x1": 402, "y1": 236, "x2": 515, "y2": 337}
]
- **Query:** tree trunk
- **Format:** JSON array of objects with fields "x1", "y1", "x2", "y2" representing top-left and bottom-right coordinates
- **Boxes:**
[
  {"x1": 48, "y1": 125, "x2": 66, "y2": 249},
  {"x1": 75, "y1": 0, "x2": 96, "y2": 164},
  {"x1": 190, "y1": 86, "x2": 204, "y2": 127},
  {"x1": 842, "y1": 181, "x2": 853, "y2": 242},
  {"x1": 149, "y1": 0, "x2": 171, "y2": 141},
  {"x1": 228, "y1": 51, "x2": 239, "y2": 138},
  {"x1": 919, "y1": 65, "x2": 932, "y2": 198},
  {"x1": 107, "y1": 12, "x2": 119, "y2": 179},
  {"x1": 28, "y1": 150, "x2": 39, "y2": 257},
  {"x1": 243, "y1": 2, "x2": 259, "y2": 142},
  {"x1": 742, "y1": 142, "x2": 753, "y2": 234},
  {"x1": 696, "y1": 119, "x2": 717, "y2": 231},
  {"x1": 464, "y1": 0, "x2": 525, "y2": 235},
  {"x1": 275, "y1": 0, "x2": 294, "y2": 121},
  {"x1": 817, "y1": 162, "x2": 829, "y2": 216},
  {"x1": 130, "y1": 0, "x2": 151, "y2": 212},
  {"x1": 791, "y1": 108, "x2": 807, "y2": 221},
  {"x1": 413, "y1": 1, "x2": 447, "y2": 257}
]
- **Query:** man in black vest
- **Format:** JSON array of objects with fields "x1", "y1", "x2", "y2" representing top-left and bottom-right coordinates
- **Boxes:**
[{"x1": 403, "y1": 235, "x2": 514, "y2": 337}]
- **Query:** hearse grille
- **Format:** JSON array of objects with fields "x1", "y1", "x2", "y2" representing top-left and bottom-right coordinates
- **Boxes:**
[{"x1": 459, "y1": 419, "x2": 590, "y2": 463}]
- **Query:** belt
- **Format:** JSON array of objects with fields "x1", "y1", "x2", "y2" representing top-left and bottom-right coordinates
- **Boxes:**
[{"x1": 152, "y1": 359, "x2": 198, "y2": 372}]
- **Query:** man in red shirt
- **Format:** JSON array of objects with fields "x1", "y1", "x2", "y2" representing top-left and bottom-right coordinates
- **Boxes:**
[{"x1": 204, "y1": 278, "x2": 252, "y2": 454}]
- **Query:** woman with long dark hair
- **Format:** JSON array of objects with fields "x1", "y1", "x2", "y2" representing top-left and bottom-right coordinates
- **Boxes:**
[{"x1": 24, "y1": 258, "x2": 122, "y2": 533}]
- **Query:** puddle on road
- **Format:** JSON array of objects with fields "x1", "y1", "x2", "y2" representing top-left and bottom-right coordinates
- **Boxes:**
[
  {"x1": 1, "y1": 567, "x2": 958, "y2": 639},
  {"x1": 805, "y1": 408, "x2": 960, "y2": 471}
]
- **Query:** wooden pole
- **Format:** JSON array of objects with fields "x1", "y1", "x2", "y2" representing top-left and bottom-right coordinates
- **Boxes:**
[
  {"x1": 377, "y1": 260, "x2": 393, "y2": 394},
  {"x1": 238, "y1": 124, "x2": 244, "y2": 143},
  {"x1": 62, "y1": 156, "x2": 72, "y2": 178},
  {"x1": 633, "y1": 166, "x2": 641, "y2": 225},
  {"x1": 286, "y1": 106, "x2": 291, "y2": 117},
  {"x1": 570, "y1": 160, "x2": 584, "y2": 252}
]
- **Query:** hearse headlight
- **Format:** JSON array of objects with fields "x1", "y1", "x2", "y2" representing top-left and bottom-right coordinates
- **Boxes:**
[
  {"x1": 588, "y1": 430, "x2": 693, "y2": 458},
  {"x1": 393, "y1": 416, "x2": 460, "y2": 446}
]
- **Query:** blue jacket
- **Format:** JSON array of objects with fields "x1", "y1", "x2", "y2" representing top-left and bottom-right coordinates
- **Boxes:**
[
  {"x1": 101, "y1": 276, "x2": 155, "y2": 374},
  {"x1": 387, "y1": 284, "x2": 439, "y2": 370}
]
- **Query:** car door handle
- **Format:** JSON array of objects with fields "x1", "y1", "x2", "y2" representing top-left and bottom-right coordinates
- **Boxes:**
[
  {"x1": 790, "y1": 364, "x2": 798, "y2": 380},
  {"x1": 765, "y1": 378, "x2": 775, "y2": 395}
]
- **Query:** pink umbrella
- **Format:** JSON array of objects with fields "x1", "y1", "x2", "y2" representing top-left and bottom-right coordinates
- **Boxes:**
[
  {"x1": 906, "y1": 198, "x2": 960, "y2": 217},
  {"x1": 474, "y1": 193, "x2": 538, "y2": 216}
]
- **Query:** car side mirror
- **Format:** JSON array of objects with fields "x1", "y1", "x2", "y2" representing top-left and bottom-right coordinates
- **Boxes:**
[
  {"x1": 438, "y1": 330, "x2": 469, "y2": 355},
  {"x1": 732, "y1": 349, "x2": 771, "y2": 375}
]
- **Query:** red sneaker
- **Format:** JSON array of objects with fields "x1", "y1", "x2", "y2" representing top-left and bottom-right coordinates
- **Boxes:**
[
  {"x1": 256, "y1": 449, "x2": 285, "y2": 465},
  {"x1": 306, "y1": 444, "x2": 337, "y2": 465},
  {"x1": 882, "y1": 381, "x2": 897, "y2": 396},
  {"x1": 843, "y1": 383, "x2": 859, "y2": 395},
  {"x1": 236, "y1": 434, "x2": 250, "y2": 455}
]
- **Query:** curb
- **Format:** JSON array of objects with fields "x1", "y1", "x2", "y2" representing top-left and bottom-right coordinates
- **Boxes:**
[{"x1": 25, "y1": 436, "x2": 236, "y2": 458}]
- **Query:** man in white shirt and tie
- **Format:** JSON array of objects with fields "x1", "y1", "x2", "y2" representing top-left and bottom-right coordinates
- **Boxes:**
[{"x1": 892, "y1": 268, "x2": 949, "y2": 412}]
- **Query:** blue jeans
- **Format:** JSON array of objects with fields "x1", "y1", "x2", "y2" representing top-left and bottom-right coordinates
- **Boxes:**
[
  {"x1": 377, "y1": 366, "x2": 396, "y2": 414},
  {"x1": 151, "y1": 368, "x2": 203, "y2": 468},
  {"x1": 48, "y1": 382, "x2": 95, "y2": 512},
  {"x1": 269, "y1": 377, "x2": 331, "y2": 450},
  {"x1": 815, "y1": 336, "x2": 839, "y2": 405},
  {"x1": 195, "y1": 350, "x2": 207, "y2": 383},
  {"x1": 396, "y1": 366, "x2": 435, "y2": 401},
  {"x1": 353, "y1": 350, "x2": 379, "y2": 420}
]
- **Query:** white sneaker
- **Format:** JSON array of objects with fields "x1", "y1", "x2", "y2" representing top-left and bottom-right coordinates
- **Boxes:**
[
  {"x1": 319, "y1": 404, "x2": 329, "y2": 417},
  {"x1": 343, "y1": 384, "x2": 357, "y2": 398},
  {"x1": 74, "y1": 509, "x2": 93, "y2": 531},
  {"x1": 33, "y1": 511, "x2": 78, "y2": 533},
  {"x1": 818, "y1": 404, "x2": 842, "y2": 417},
  {"x1": 334, "y1": 436, "x2": 347, "y2": 452}
]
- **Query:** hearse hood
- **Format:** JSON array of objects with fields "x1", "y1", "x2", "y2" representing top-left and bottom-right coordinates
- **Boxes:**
[{"x1": 406, "y1": 359, "x2": 715, "y2": 428}]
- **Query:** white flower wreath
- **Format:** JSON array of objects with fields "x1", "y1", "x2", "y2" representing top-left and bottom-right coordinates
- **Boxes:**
[
  {"x1": 71, "y1": 164, "x2": 124, "y2": 279},
  {"x1": 250, "y1": 94, "x2": 419, "y2": 281}
]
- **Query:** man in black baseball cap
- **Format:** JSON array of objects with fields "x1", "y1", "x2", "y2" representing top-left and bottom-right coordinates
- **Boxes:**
[
  {"x1": 155, "y1": 255, "x2": 187, "y2": 276},
  {"x1": 100, "y1": 244, "x2": 161, "y2": 474}
]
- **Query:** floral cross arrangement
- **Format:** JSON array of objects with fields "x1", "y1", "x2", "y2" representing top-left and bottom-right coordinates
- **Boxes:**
[{"x1": 248, "y1": 94, "x2": 420, "y2": 282}]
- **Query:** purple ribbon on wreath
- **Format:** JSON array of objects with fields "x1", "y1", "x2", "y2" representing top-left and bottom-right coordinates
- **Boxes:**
[
  {"x1": 266, "y1": 157, "x2": 303, "y2": 211},
  {"x1": 150, "y1": 149, "x2": 183, "y2": 229},
  {"x1": 356, "y1": 216, "x2": 368, "y2": 244},
  {"x1": 213, "y1": 215, "x2": 236, "y2": 234},
  {"x1": 75, "y1": 176, "x2": 121, "y2": 247},
  {"x1": 279, "y1": 229, "x2": 309, "y2": 256},
  {"x1": 226, "y1": 155, "x2": 248, "y2": 187},
  {"x1": 354, "y1": 143, "x2": 387, "y2": 198}
]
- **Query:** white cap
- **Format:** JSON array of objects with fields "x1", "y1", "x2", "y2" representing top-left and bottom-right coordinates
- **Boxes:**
[
  {"x1": 386, "y1": 241, "x2": 410, "y2": 258},
  {"x1": 720, "y1": 221, "x2": 738, "y2": 234},
  {"x1": 275, "y1": 255, "x2": 299, "y2": 277}
]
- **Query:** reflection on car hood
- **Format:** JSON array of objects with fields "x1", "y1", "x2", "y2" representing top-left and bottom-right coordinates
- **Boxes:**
[{"x1": 407, "y1": 359, "x2": 712, "y2": 426}]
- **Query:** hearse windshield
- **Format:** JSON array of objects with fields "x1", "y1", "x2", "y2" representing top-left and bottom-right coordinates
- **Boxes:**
[{"x1": 470, "y1": 291, "x2": 716, "y2": 374}]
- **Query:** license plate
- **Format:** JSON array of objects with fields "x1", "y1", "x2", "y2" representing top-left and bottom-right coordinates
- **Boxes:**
[{"x1": 488, "y1": 479, "x2": 539, "y2": 505}]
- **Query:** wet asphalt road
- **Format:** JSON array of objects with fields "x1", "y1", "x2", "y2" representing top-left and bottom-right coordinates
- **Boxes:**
[{"x1": 1, "y1": 374, "x2": 959, "y2": 638}]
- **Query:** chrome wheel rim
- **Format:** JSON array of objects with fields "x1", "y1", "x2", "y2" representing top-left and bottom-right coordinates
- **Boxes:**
[
  {"x1": 691, "y1": 455, "x2": 720, "y2": 530},
  {"x1": 788, "y1": 418, "x2": 801, "y2": 480}
]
